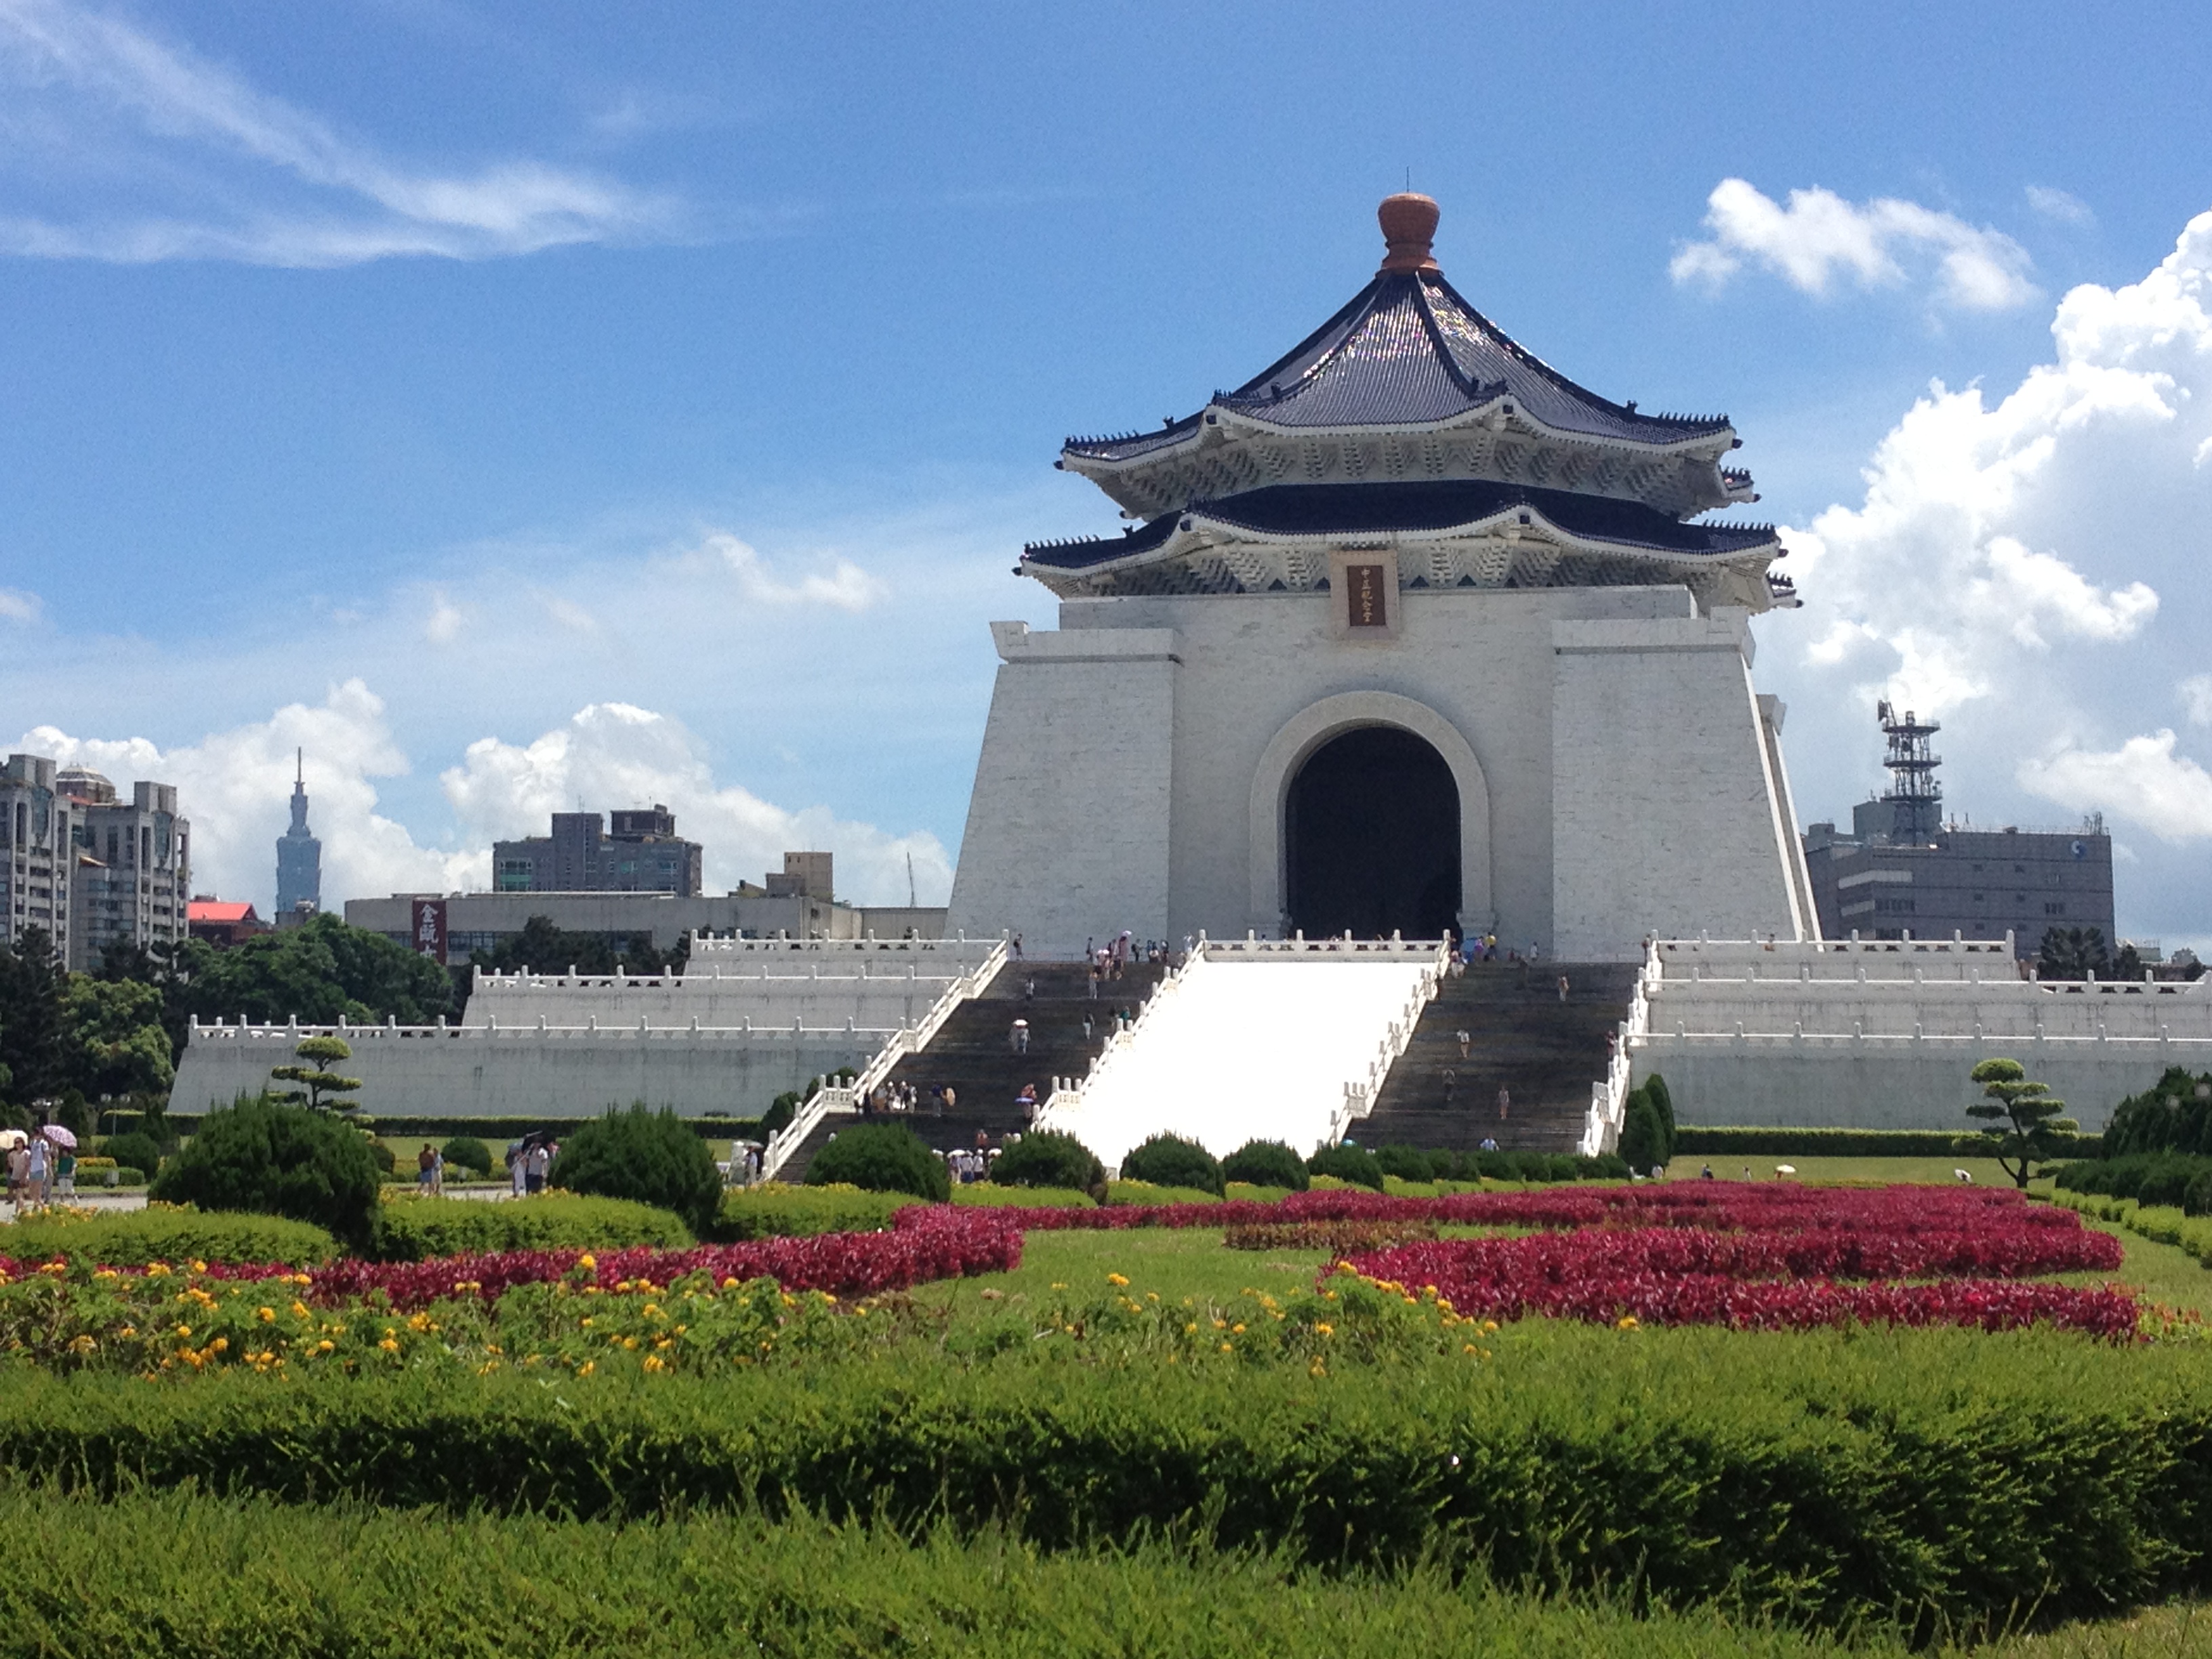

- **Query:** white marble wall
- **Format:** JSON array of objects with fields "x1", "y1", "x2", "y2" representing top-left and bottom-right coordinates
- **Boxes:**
[{"x1": 949, "y1": 583, "x2": 1808, "y2": 961}]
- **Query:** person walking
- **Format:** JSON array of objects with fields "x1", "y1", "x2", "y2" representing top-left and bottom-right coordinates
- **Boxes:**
[
  {"x1": 1011, "y1": 933, "x2": 1024, "y2": 961},
  {"x1": 1557, "y1": 974, "x2": 1571, "y2": 1003},
  {"x1": 417, "y1": 1144, "x2": 437, "y2": 1195},
  {"x1": 55, "y1": 1145, "x2": 75, "y2": 1202},
  {"x1": 1010, "y1": 1018, "x2": 1029, "y2": 1055},
  {"x1": 26, "y1": 1134, "x2": 49, "y2": 1212},
  {"x1": 1456, "y1": 1029, "x2": 1471, "y2": 1060},
  {"x1": 1497, "y1": 1086, "x2": 1511, "y2": 1124},
  {"x1": 525, "y1": 1141, "x2": 551, "y2": 1195}
]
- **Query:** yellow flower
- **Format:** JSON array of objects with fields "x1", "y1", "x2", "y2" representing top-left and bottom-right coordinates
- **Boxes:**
[
  {"x1": 1315, "y1": 1322, "x2": 1334, "y2": 1337},
  {"x1": 577, "y1": 1254, "x2": 597, "y2": 1271},
  {"x1": 93, "y1": 1269, "x2": 119, "y2": 1282},
  {"x1": 1615, "y1": 1315, "x2": 1639, "y2": 1331},
  {"x1": 173, "y1": 1324, "x2": 192, "y2": 1338},
  {"x1": 68, "y1": 1334, "x2": 96, "y2": 1355},
  {"x1": 642, "y1": 1354, "x2": 667, "y2": 1374},
  {"x1": 377, "y1": 1337, "x2": 401, "y2": 1353},
  {"x1": 145, "y1": 1263, "x2": 171, "y2": 1277},
  {"x1": 1049, "y1": 1283, "x2": 1068, "y2": 1291},
  {"x1": 1219, "y1": 1342, "x2": 1233, "y2": 1353},
  {"x1": 208, "y1": 1337, "x2": 228, "y2": 1354},
  {"x1": 622, "y1": 1336, "x2": 640, "y2": 1351},
  {"x1": 190, "y1": 1260, "x2": 207, "y2": 1273},
  {"x1": 1231, "y1": 1323, "x2": 1246, "y2": 1334},
  {"x1": 117, "y1": 1325, "x2": 136, "y2": 1339},
  {"x1": 722, "y1": 1276, "x2": 740, "y2": 1290},
  {"x1": 314, "y1": 1339, "x2": 335, "y2": 1354},
  {"x1": 290, "y1": 1301, "x2": 311, "y2": 1319},
  {"x1": 580, "y1": 1317, "x2": 594, "y2": 1328},
  {"x1": 1106, "y1": 1273, "x2": 1130, "y2": 1287},
  {"x1": 1184, "y1": 1323, "x2": 1199, "y2": 1334},
  {"x1": 258, "y1": 1307, "x2": 276, "y2": 1323},
  {"x1": 577, "y1": 1360, "x2": 596, "y2": 1376}
]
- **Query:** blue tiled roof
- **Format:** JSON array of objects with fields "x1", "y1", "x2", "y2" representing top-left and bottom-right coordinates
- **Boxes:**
[
  {"x1": 1065, "y1": 272, "x2": 1731, "y2": 463},
  {"x1": 1023, "y1": 481, "x2": 1776, "y2": 570}
]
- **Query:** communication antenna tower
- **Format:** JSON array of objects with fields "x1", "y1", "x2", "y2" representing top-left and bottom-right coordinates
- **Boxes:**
[{"x1": 1877, "y1": 700, "x2": 1942, "y2": 842}]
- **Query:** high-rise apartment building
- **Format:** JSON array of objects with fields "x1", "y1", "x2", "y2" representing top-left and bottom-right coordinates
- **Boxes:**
[
  {"x1": 2, "y1": 754, "x2": 73, "y2": 961},
  {"x1": 491, "y1": 804, "x2": 703, "y2": 897},
  {"x1": 275, "y1": 749, "x2": 322, "y2": 919},
  {"x1": 54, "y1": 766, "x2": 190, "y2": 972}
]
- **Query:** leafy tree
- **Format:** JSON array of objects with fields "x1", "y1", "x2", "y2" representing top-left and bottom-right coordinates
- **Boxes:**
[
  {"x1": 805, "y1": 1121, "x2": 949, "y2": 1202},
  {"x1": 469, "y1": 917, "x2": 687, "y2": 982},
  {"x1": 2038, "y1": 926, "x2": 2112, "y2": 982},
  {"x1": 1967, "y1": 1057, "x2": 2076, "y2": 1189},
  {"x1": 0, "y1": 926, "x2": 66, "y2": 1103},
  {"x1": 270, "y1": 1035, "x2": 363, "y2": 1116},
  {"x1": 59, "y1": 975, "x2": 174, "y2": 1099},
  {"x1": 171, "y1": 914, "x2": 454, "y2": 1030},
  {"x1": 1618, "y1": 1091, "x2": 1668, "y2": 1174}
]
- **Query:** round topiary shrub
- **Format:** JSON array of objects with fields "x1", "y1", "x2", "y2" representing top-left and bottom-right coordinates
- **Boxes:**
[
  {"x1": 148, "y1": 1094, "x2": 382, "y2": 1251},
  {"x1": 1374, "y1": 1144, "x2": 1439, "y2": 1183},
  {"x1": 99, "y1": 1130, "x2": 163, "y2": 1180},
  {"x1": 366, "y1": 1139, "x2": 397, "y2": 1174},
  {"x1": 990, "y1": 1130, "x2": 1105, "y2": 1195},
  {"x1": 441, "y1": 1135, "x2": 493, "y2": 1178},
  {"x1": 806, "y1": 1122, "x2": 949, "y2": 1202},
  {"x1": 1305, "y1": 1143, "x2": 1384, "y2": 1191},
  {"x1": 548, "y1": 1105, "x2": 724, "y2": 1235},
  {"x1": 1118, "y1": 1132, "x2": 1223, "y2": 1195},
  {"x1": 1220, "y1": 1139, "x2": 1309, "y2": 1193}
]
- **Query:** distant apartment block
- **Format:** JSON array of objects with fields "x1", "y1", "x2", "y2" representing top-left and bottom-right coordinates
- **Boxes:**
[
  {"x1": 493, "y1": 805, "x2": 704, "y2": 897},
  {"x1": 2, "y1": 754, "x2": 72, "y2": 959},
  {"x1": 3, "y1": 760, "x2": 194, "y2": 972}
]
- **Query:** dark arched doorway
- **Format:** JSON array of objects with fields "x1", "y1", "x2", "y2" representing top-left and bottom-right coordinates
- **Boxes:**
[{"x1": 1285, "y1": 726, "x2": 1460, "y2": 939}]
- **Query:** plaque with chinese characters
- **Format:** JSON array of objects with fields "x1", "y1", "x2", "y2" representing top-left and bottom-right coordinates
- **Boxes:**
[{"x1": 1347, "y1": 562, "x2": 1389, "y2": 628}]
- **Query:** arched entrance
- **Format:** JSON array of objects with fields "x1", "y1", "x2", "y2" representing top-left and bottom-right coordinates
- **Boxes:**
[{"x1": 1285, "y1": 726, "x2": 1460, "y2": 939}]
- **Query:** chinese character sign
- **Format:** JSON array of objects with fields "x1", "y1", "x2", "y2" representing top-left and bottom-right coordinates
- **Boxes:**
[
  {"x1": 1347, "y1": 563, "x2": 1389, "y2": 628},
  {"x1": 411, "y1": 898, "x2": 448, "y2": 964}
]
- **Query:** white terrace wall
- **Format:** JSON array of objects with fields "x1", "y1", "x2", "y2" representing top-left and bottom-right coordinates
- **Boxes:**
[
  {"x1": 1626, "y1": 936, "x2": 2211, "y2": 1130},
  {"x1": 171, "y1": 1019, "x2": 890, "y2": 1121},
  {"x1": 466, "y1": 966, "x2": 967, "y2": 1032}
]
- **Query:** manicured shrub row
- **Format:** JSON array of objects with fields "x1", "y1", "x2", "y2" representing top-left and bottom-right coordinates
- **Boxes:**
[
  {"x1": 949, "y1": 1184, "x2": 1094, "y2": 1209},
  {"x1": 806, "y1": 1122, "x2": 951, "y2": 1201},
  {"x1": 1371, "y1": 1147, "x2": 1630, "y2": 1185},
  {"x1": 1673, "y1": 1126, "x2": 2104, "y2": 1159},
  {"x1": 2054, "y1": 1151, "x2": 2212, "y2": 1214},
  {"x1": 6, "y1": 1324, "x2": 2211, "y2": 1631},
  {"x1": 2053, "y1": 1189, "x2": 2212, "y2": 1268},
  {"x1": 2101, "y1": 1066, "x2": 2212, "y2": 1158},
  {"x1": 1223, "y1": 1220, "x2": 1439, "y2": 1254},
  {"x1": 0, "y1": 1207, "x2": 340, "y2": 1268},
  {"x1": 716, "y1": 1183, "x2": 916, "y2": 1239},
  {"x1": 1105, "y1": 1179, "x2": 1219, "y2": 1207},
  {"x1": 0, "y1": 1486, "x2": 1896, "y2": 1659},
  {"x1": 373, "y1": 1194, "x2": 693, "y2": 1261}
]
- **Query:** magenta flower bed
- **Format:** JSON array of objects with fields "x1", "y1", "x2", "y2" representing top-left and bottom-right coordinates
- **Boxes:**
[{"x1": 5, "y1": 1208, "x2": 1023, "y2": 1311}]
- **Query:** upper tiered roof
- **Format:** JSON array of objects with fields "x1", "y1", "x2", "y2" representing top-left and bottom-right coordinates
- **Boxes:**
[{"x1": 1025, "y1": 196, "x2": 1790, "y2": 611}]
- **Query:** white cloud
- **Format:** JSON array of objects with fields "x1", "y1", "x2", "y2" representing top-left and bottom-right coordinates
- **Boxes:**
[
  {"x1": 14, "y1": 680, "x2": 478, "y2": 909},
  {"x1": 1769, "y1": 205, "x2": 2212, "y2": 943},
  {"x1": 441, "y1": 702, "x2": 951, "y2": 904},
  {"x1": 2020, "y1": 732, "x2": 2212, "y2": 842},
  {"x1": 1672, "y1": 178, "x2": 2037, "y2": 311},
  {"x1": 0, "y1": 0, "x2": 676, "y2": 265},
  {"x1": 702, "y1": 533, "x2": 888, "y2": 611},
  {"x1": 0, "y1": 586, "x2": 40, "y2": 623},
  {"x1": 424, "y1": 592, "x2": 463, "y2": 647},
  {"x1": 2026, "y1": 185, "x2": 2095, "y2": 227}
]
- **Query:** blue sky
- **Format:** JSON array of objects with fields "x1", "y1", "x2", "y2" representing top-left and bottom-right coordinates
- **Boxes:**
[{"x1": 1, "y1": 1, "x2": 2209, "y2": 946}]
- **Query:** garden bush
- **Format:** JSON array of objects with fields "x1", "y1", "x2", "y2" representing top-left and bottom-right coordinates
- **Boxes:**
[
  {"x1": 2101, "y1": 1066, "x2": 2212, "y2": 1157},
  {"x1": 5, "y1": 1324, "x2": 2212, "y2": 1635},
  {"x1": 96, "y1": 1131, "x2": 163, "y2": 1179},
  {"x1": 1306, "y1": 1145, "x2": 1384, "y2": 1191},
  {"x1": 147, "y1": 1095, "x2": 381, "y2": 1252},
  {"x1": 366, "y1": 1140, "x2": 397, "y2": 1174},
  {"x1": 1372, "y1": 1145, "x2": 1439, "y2": 1183},
  {"x1": 112, "y1": 1168, "x2": 146, "y2": 1185},
  {"x1": 0, "y1": 1206, "x2": 337, "y2": 1267},
  {"x1": 1118, "y1": 1133, "x2": 1223, "y2": 1195},
  {"x1": 805, "y1": 1123, "x2": 949, "y2": 1202},
  {"x1": 1618, "y1": 1092, "x2": 1668, "y2": 1174},
  {"x1": 1224, "y1": 1182, "x2": 1294, "y2": 1204},
  {"x1": 1221, "y1": 1140, "x2": 1309, "y2": 1193},
  {"x1": 2053, "y1": 1151, "x2": 2212, "y2": 1212},
  {"x1": 549, "y1": 1105, "x2": 724, "y2": 1235},
  {"x1": 440, "y1": 1136, "x2": 493, "y2": 1179},
  {"x1": 372, "y1": 1194, "x2": 692, "y2": 1261},
  {"x1": 715, "y1": 1183, "x2": 916, "y2": 1239},
  {"x1": 988, "y1": 1131, "x2": 1105, "y2": 1194}
]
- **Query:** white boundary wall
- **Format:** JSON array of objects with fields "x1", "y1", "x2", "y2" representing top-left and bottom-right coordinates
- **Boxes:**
[{"x1": 1628, "y1": 935, "x2": 2212, "y2": 1130}]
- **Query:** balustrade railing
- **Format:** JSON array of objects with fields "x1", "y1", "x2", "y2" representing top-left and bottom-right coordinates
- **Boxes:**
[{"x1": 1580, "y1": 937, "x2": 1660, "y2": 1157}]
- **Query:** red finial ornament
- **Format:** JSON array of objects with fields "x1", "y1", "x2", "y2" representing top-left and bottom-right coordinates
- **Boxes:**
[{"x1": 1378, "y1": 193, "x2": 1440, "y2": 274}]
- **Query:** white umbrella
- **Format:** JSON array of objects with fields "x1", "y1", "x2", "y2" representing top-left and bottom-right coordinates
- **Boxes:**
[
  {"x1": 39, "y1": 1125, "x2": 78, "y2": 1149},
  {"x1": 0, "y1": 1129, "x2": 26, "y2": 1150},
  {"x1": 1774, "y1": 1164, "x2": 1797, "y2": 1176}
]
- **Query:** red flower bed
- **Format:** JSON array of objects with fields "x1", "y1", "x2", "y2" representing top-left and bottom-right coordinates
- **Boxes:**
[{"x1": 5, "y1": 1208, "x2": 1022, "y2": 1311}]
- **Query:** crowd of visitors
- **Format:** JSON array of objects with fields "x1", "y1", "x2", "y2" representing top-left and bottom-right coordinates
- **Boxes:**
[{"x1": 1, "y1": 1128, "x2": 76, "y2": 1214}]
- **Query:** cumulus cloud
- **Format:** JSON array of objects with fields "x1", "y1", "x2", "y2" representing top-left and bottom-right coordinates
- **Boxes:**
[
  {"x1": 0, "y1": 586, "x2": 40, "y2": 623},
  {"x1": 0, "y1": 0, "x2": 677, "y2": 265},
  {"x1": 704, "y1": 533, "x2": 887, "y2": 611},
  {"x1": 1771, "y1": 205, "x2": 2212, "y2": 942},
  {"x1": 441, "y1": 702, "x2": 951, "y2": 904},
  {"x1": 1672, "y1": 178, "x2": 2037, "y2": 310},
  {"x1": 2020, "y1": 732, "x2": 2212, "y2": 842},
  {"x1": 14, "y1": 680, "x2": 478, "y2": 908}
]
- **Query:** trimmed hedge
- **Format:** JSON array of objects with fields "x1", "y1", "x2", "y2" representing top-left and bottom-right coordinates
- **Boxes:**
[
  {"x1": 98, "y1": 1132, "x2": 163, "y2": 1178},
  {"x1": 714, "y1": 1184, "x2": 916, "y2": 1240},
  {"x1": 2053, "y1": 1188, "x2": 2212, "y2": 1266},
  {"x1": 147, "y1": 1098, "x2": 381, "y2": 1251},
  {"x1": 1105, "y1": 1180, "x2": 1219, "y2": 1207},
  {"x1": 550, "y1": 1107, "x2": 724, "y2": 1234},
  {"x1": 4, "y1": 1324, "x2": 2212, "y2": 1633},
  {"x1": 806, "y1": 1124, "x2": 950, "y2": 1202},
  {"x1": 2055, "y1": 1152, "x2": 2212, "y2": 1212},
  {"x1": 1221, "y1": 1141, "x2": 1310, "y2": 1193},
  {"x1": 988, "y1": 1131, "x2": 1105, "y2": 1195},
  {"x1": 0, "y1": 1486, "x2": 1892, "y2": 1659},
  {"x1": 1674, "y1": 1126, "x2": 2105, "y2": 1159},
  {"x1": 1119, "y1": 1133, "x2": 1224, "y2": 1196},
  {"x1": 371, "y1": 1194, "x2": 693, "y2": 1261},
  {"x1": 1307, "y1": 1145, "x2": 1385, "y2": 1191},
  {"x1": 0, "y1": 1208, "x2": 337, "y2": 1268},
  {"x1": 950, "y1": 1184, "x2": 1094, "y2": 1209}
]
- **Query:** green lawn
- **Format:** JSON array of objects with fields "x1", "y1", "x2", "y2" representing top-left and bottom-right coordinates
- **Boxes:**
[{"x1": 1668, "y1": 1153, "x2": 2024, "y2": 1185}]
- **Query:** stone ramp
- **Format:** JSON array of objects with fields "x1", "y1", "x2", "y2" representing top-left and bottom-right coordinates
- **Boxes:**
[
  {"x1": 1357, "y1": 962, "x2": 1640, "y2": 1154},
  {"x1": 1046, "y1": 954, "x2": 1437, "y2": 1172},
  {"x1": 871, "y1": 960, "x2": 1170, "y2": 1155}
]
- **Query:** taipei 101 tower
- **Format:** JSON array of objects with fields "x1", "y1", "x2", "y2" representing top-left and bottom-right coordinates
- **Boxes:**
[{"x1": 275, "y1": 749, "x2": 322, "y2": 918}]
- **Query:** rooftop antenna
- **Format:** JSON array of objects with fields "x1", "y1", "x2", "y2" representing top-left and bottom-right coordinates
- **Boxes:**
[
  {"x1": 295, "y1": 747, "x2": 303, "y2": 785},
  {"x1": 906, "y1": 849, "x2": 916, "y2": 908},
  {"x1": 1876, "y1": 699, "x2": 1942, "y2": 843}
]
